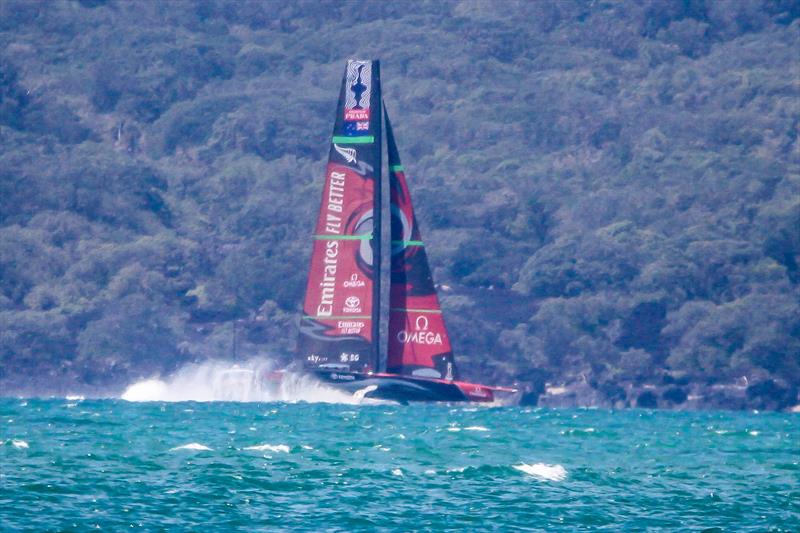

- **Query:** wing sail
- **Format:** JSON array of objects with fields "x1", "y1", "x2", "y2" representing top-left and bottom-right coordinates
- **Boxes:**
[
  {"x1": 297, "y1": 60, "x2": 382, "y2": 373},
  {"x1": 385, "y1": 109, "x2": 457, "y2": 380}
]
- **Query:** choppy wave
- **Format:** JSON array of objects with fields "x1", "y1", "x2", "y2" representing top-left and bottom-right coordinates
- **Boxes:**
[
  {"x1": 120, "y1": 358, "x2": 360, "y2": 404},
  {"x1": 444, "y1": 425, "x2": 490, "y2": 432},
  {"x1": 169, "y1": 443, "x2": 212, "y2": 452},
  {"x1": 243, "y1": 443, "x2": 290, "y2": 453},
  {"x1": 513, "y1": 463, "x2": 568, "y2": 481},
  {"x1": 2, "y1": 399, "x2": 797, "y2": 530}
]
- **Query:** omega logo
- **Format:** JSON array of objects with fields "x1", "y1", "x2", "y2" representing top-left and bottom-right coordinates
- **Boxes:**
[{"x1": 397, "y1": 314, "x2": 443, "y2": 345}]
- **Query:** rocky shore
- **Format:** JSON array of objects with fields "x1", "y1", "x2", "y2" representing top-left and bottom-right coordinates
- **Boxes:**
[
  {"x1": 518, "y1": 378, "x2": 799, "y2": 412},
  {"x1": 3, "y1": 372, "x2": 798, "y2": 412}
]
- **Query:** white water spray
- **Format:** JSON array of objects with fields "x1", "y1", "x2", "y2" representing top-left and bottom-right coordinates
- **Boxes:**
[
  {"x1": 120, "y1": 358, "x2": 361, "y2": 404},
  {"x1": 513, "y1": 463, "x2": 568, "y2": 481}
]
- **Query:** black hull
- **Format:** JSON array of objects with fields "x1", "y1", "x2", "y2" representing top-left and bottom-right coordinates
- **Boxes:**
[{"x1": 310, "y1": 370, "x2": 492, "y2": 403}]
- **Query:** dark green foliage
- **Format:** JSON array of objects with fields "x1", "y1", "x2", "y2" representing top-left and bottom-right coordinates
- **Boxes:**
[
  {"x1": 662, "y1": 386, "x2": 688, "y2": 405},
  {"x1": 0, "y1": 57, "x2": 28, "y2": 129},
  {"x1": 636, "y1": 390, "x2": 659, "y2": 409},
  {"x1": 746, "y1": 379, "x2": 798, "y2": 410},
  {"x1": 0, "y1": 0, "x2": 797, "y2": 404}
]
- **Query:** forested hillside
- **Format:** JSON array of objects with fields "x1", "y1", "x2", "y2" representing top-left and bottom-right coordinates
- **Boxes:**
[{"x1": 1, "y1": 0, "x2": 798, "y2": 408}]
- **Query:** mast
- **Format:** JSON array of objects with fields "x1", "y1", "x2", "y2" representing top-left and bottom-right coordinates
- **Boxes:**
[
  {"x1": 296, "y1": 60, "x2": 382, "y2": 373},
  {"x1": 372, "y1": 62, "x2": 382, "y2": 372},
  {"x1": 384, "y1": 108, "x2": 458, "y2": 380}
]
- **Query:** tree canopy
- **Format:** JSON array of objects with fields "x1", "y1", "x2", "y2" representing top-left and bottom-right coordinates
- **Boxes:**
[{"x1": 0, "y1": 0, "x2": 798, "y2": 407}]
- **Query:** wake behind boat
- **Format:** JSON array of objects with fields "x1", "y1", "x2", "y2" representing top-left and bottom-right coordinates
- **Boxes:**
[{"x1": 292, "y1": 60, "x2": 515, "y2": 403}]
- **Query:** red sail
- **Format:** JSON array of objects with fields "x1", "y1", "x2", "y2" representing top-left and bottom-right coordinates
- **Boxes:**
[
  {"x1": 385, "y1": 111, "x2": 457, "y2": 380},
  {"x1": 297, "y1": 61, "x2": 382, "y2": 372}
]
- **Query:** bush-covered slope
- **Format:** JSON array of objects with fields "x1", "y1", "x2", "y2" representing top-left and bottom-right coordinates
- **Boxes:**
[{"x1": 0, "y1": 0, "x2": 798, "y2": 406}]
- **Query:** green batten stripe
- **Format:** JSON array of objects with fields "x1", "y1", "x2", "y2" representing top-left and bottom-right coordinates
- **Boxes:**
[
  {"x1": 390, "y1": 308, "x2": 442, "y2": 314},
  {"x1": 332, "y1": 136, "x2": 374, "y2": 144},
  {"x1": 390, "y1": 165, "x2": 404, "y2": 172},
  {"x1": 315, "y1": 234, "x2": 372, "y2": 240},
  {"x1": 304, "y1": 315, "x2": 372, "y2": 320},
  {"x1": 391, "y1": 240, "x2": 424, "y2": 246}
]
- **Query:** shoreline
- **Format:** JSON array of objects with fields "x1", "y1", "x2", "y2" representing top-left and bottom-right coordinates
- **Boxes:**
[{"x1": 2, "y1": 378, "x2": 798, "y2": 412}]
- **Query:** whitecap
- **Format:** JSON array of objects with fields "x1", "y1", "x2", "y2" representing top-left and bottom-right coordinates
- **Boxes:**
[
  {"x1": 391, "y1": 468, "x2": 403, "y2": 477},
  {"x1": 749, "y1": 430, "x2": 759, "y2": 436},
  {"x1": 11, "y1": 439, "x2": 29, "y2": 449},
  {"x1": 446, "y1": 427, "x2": 461, "y2": 432},
  {"x1": 65, "y1": 395, "x2": 84, "y2": 401},
  {"x1": 464, "y1": 426, "x2": 489, "y2": 432},
  {"x1": 513, "y1": 463, "x2": 567, "y2": 481},
  {"x1": 301, "y1": 445, "x2": 314, "y2": 450},
  {"x1": 561, "y1": 427, "x2": 595, "y2": 435},
  {"x1": 170, "y1": 443, "x2": 212, "y2": 452},
  {"x1": 424, "y1": 469, "x2": 437, "y2": 475},
  {"x1": 243, "y1": 444, "x2": 290, "y2": 453}
]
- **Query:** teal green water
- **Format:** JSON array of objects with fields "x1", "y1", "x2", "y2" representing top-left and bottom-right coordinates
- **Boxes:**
[{"x1": 1, "y1": 399, "x2": 798, "y2": 531}]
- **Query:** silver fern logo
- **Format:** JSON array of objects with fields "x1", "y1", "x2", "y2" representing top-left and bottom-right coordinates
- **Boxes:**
[
  {"x1": 333, "y1": 144, "x2": 373, "y2": 177},
  {"x1": 334, "y1": 144, "x2": 357, "y2": 163}
]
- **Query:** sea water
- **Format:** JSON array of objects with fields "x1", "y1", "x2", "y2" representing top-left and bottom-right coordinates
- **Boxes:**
[{"x1": 1, "y1": 373, "x2": 798, "y2": 531}]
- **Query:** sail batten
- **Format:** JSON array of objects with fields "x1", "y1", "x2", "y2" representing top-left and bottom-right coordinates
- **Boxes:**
[
  {"x1": 296, "y1": 60, "x2": 382, "y2": 373},
  {"x1": 385, "y1": 109, "x2": 458, "y2": 380},
  {"x1": 314, "y1": 234, "x2": 373, "y2": 240},
  {"x1": 332, "y1": 136, "x2": 375, "y2": 144}
]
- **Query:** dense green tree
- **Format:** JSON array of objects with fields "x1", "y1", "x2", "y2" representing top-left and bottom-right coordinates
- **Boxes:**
[{"x1": 0, "y1": 0, "x2": 797, "y2": 406}]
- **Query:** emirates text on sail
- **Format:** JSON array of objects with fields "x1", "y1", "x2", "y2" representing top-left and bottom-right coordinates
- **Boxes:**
[
  {"x1": 316, "y1": 240, "x2": 339, "y2": 318},
  {"x1": 316, "y1": 170, "x2": 349, "y2": 317}
]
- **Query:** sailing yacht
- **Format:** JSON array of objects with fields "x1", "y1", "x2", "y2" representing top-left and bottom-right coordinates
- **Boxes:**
[{"x1": 295, "y1": 60, "x2": 514, "y2": 403}]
